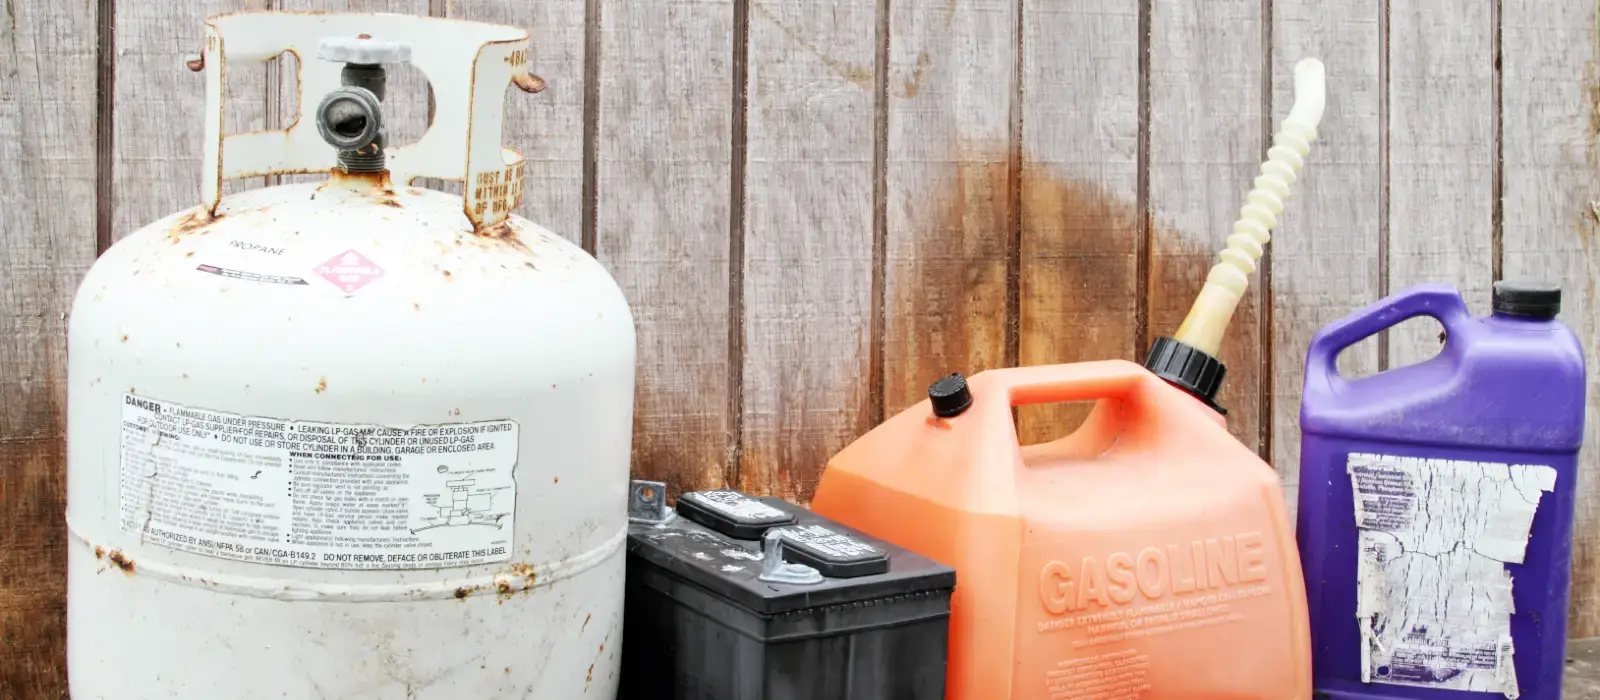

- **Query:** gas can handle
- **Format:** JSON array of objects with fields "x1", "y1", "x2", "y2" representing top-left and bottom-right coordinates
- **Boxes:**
[
  {"x1": 999, "y1": 360, "x2": 1154, "y2": 406},
  {"x1": 196, "y1": 11, "x2": 538, "y2": 230},
  {"x1": 1305, "y1": 283, "x2": 1472, "y2": 383}
]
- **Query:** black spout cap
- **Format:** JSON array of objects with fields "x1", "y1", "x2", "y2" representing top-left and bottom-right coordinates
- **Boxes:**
[
  {"x1": 928, "y1": 373, "x2": 973, "y2": 418},
  {"x1": 1493, "y1": 280, "x2": 1561, "y2": 319},
  {"x1": 1143, "y1": 337, "x2": 1227, "y2": 415}
]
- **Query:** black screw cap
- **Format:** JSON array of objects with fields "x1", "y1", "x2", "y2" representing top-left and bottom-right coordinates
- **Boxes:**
[
  {"x1": 928, "y1": 373, "x2": 973, "y2": 418},
  {"x1": 1493, "y1": 280, "x2": 1561, "y2": 319},
  {"x1": 1143, "y1": 337, "x2": 1228, "y2": 415}
]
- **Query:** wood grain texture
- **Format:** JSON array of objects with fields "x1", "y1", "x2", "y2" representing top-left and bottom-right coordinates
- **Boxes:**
[
  {"x1": 1386, "y1": 0, "x2": 1495, "y2": 367},
  {"x1": 1567, "y1": 637, "x2": 1600, "y2": 695},
  {"x1": 1268, "y1": 0, "x2": 1383, "y2": 514},
  {"x1": 737, "y1": 0, "x2": 876, "y2": 502},
  {"x1": 883, "y1": 0, "x2": 1017, "y2": 416},
  {"x1": 111, "y1": 0, "x2": 268, "y2": 242},
  {"x1": 0, "y1": 0, "x2": 97, "y2": 695},
  {"x1": 1147, "y1": 0, "x2": 1267, "y2": 452},
  {"x1": 1500, "y1": 0, "x2": 1600, "y2": 637},
  {"x1": 1015, "y1": 1, "x2": 1141, "y2": 444},
  {"x1": 596, "y1": 0, "x2": 735, "y2": 498},
  {"x1": 449, "y1": 0, "x2": 588, "y2": 242}
]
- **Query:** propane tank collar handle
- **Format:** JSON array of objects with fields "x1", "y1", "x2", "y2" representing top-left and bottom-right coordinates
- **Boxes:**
[{"x1": 198, "y1": 12, "x2": 538, "y2": 230}]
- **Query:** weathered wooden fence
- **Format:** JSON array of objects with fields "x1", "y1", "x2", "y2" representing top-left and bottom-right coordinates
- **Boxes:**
[{"x1": 3, "y1": 0, "x2": 1598, "y2": 694}]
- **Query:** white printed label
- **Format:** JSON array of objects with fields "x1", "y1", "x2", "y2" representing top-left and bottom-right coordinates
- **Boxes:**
[
  {"x1": 1349, "y1": 453, "x2": 1556, "y2": 699},
  {"x1": 686, "y1": 490, "x2": 789, "y2": 521},
  {"x1": 118, "y1": 394, "x2": 519, "y2": 570},
  {"x1": 779, "y1": 524, "x2": 881, "y2": 560}
]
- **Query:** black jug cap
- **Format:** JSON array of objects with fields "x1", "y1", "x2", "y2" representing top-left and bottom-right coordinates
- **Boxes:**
[
  {"x1": 928, "y1": 373, "x2": 973, "y2": 418},
  {"x1": 1493, "y1": 280, "x2": 1561, "y2": 319},
  {"x1": 1142, "y1": 336, "x2": 1228, "y2": 415}
]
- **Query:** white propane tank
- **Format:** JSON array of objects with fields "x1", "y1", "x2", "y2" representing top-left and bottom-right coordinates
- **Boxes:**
[{"x1": 64, "y1": 12, "x2": 634, "y2": 699}]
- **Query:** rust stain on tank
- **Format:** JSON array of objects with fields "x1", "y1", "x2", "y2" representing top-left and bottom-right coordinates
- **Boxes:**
[
  {"x1": 314, "y1": 376, "x2": 327, "y2": 394},
  {"x1": 471, "y1": 221, "x2": 534, "y2": 256},
  {"x1": 167, "y1": 207, "x2": 221, "y2": 241},
  {"x1": 94, "y1": 546, "x2": 105, "y2": 560},
  {"x1": 454, "y1": 585, "x2": 476, "y2": 600},
  {"x1": 107, "y1": 550, "x2": 135, "y2": 574},
  {"x1": 324, "y1": 168, "x2": 397, "y2": 196}
]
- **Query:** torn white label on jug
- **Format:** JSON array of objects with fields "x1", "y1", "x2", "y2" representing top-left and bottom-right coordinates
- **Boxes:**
[
  {"x1": 1348, "y1": 452, "x2": 1556, "y2": 699},
  {"x1": 118, "y1": 394, "x2": 519, "y2": 570}
]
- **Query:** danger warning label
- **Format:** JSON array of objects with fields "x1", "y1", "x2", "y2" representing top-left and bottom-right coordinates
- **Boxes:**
[{"x1": 117, "y1": 394, "x2": 519, "y2": 570}]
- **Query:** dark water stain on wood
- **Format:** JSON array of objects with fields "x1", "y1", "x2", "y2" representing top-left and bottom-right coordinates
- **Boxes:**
[
  {"x1": 884, "y1": 149, "x2": 1013, "y2": 419},
  {"x1": 1015, "y1": 163, "x2": 1145, "y2": 446},
  {"x1": 887, "y1": 141, "x2": 1153, "y2": 449},
  {"x1": 737, "y1": 326, "x2": 875, "y2": 503},
  {"x1": 0, "y1": 379, "x2": 69, "y2": 699},
  {"x1": 629, "y1": 376, "x2": 729, "y2": 502}
]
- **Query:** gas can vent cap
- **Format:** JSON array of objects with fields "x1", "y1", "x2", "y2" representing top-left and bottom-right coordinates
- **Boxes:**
[
  {"x1": 1492, "y1": 280, "x2": 1561, "y2": 319},
  {"x1": 928, "y1": 373, "x2": 973, "y2": 418}
]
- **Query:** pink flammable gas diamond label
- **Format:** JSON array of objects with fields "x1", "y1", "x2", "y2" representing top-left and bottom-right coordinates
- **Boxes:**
[{"x1": 315, "y1": 249, "x2": 386, "y2": 293}]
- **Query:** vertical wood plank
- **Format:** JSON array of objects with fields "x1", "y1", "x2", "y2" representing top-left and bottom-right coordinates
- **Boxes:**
[
  {"x1": 448, "y1": 0, "x2": 587, "y2": 242},
  {"x1": 1269, "y1": 1, "x2": 1383, "y2": 513},
  {"x1": 884, "y1": 0, "x2": 1017, "y2": 415},
  {"x1": 1500, "y1": 0, "x2": 1600, "y2": 637},
  {"x1": 597, "y1": 0, "x2": 734, "y2": 496},
  {"x1": 738, "y1": 0, "x2": 877, "y2": 501},
  {"x1": 1016, "y1": 1, "x2": 1141, "y2": 444},
  {"x1": 112, "y1": 0, "x2": 268, "y2": 243},
  {"x1": 1387, "y1": 0, "x2": 1494, "y2": 366},
  {"x1": 1147, "y1": 0, "x2": 1267, "y2": 451},
  {"x1": 0, "y1": 0, "x2": 97, "y2": 695}
]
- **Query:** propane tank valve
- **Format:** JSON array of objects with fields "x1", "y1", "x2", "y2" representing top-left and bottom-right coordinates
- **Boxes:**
[{"x1": 315, "y1": 35, "x2": 413, "y2": 173}]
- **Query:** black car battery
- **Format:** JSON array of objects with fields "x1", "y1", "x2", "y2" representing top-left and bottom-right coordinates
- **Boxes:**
[{"x1": 617, "y1": 480, "x2": 955, "y2": 700}]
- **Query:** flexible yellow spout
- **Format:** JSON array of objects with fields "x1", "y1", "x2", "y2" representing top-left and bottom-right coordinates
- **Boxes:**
[{"x1": 1172, "y1": 58, "x2": 1327, "y2": 355}]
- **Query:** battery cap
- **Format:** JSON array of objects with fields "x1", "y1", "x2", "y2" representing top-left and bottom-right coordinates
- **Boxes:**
[{"x1": 677, "y1": 490, "x2": 797, "y2": 539}]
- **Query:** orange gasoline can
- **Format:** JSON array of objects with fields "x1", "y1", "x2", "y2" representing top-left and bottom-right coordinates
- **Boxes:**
[{"x1": 809, "y1": 359, "x2": 1312, "y2": 699}]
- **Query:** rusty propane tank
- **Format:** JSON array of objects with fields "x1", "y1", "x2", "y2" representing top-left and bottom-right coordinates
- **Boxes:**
[{"x1": 64, "y1": 12, "x2": 634, "y2": 699}]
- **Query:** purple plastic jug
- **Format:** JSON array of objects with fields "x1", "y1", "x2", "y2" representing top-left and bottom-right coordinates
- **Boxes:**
[{"x1": 1297, "y1": 280, "x2": 1586, "y2": 700}]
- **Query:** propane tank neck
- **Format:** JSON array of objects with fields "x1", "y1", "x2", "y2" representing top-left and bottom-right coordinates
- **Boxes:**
[{"x1": 315, "y1": 36, "x2": 412, "y2": 174}]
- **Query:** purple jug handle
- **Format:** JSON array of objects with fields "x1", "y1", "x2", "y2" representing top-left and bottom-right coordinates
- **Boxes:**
[{"x1": 1305, "y1": 283, "x2": 1471, "y2": 385}]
